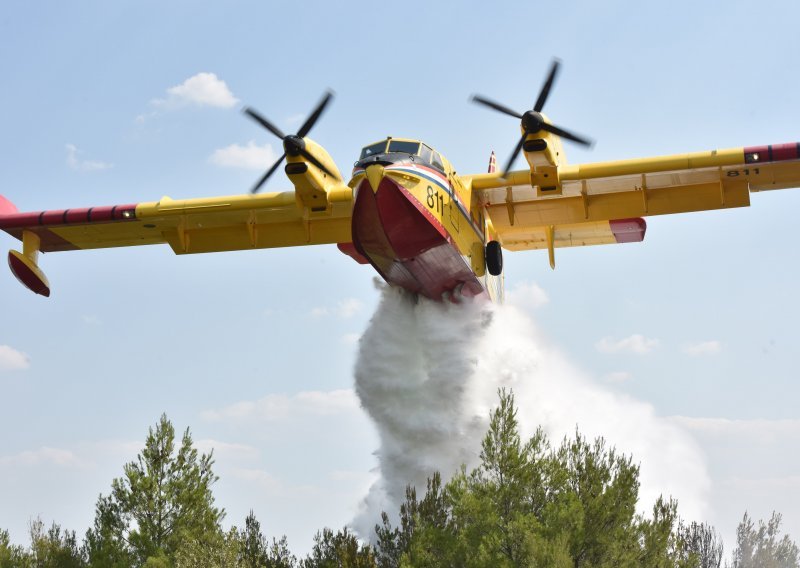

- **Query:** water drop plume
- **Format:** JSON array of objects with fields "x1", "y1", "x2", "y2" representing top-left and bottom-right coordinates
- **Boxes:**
[{"x1": 352, "y1": 285, "x2": 709, "y2": 538}]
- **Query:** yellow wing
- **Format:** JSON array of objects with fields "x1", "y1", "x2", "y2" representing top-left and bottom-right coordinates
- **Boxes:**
[
  {"x1": 467, "y1": 142, "x2": 800, "y2": 266},
  {"x1": 0, "y1": 187, "x2": 353, "y2": 255},
  {"x1": 0, "y1": 178, "x2": 352, "y2": 296}
]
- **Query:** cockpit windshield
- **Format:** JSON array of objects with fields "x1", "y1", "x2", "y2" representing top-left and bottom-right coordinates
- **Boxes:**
[
  {"x1": 387, "y1": 140, "x2": 420, "y2": 155},
  {"x1": 359, "y1": 141, "x2": 387, "y2": 160},
  {"x1": 357, "y1": 139, "x2": 430, "y2": 167}
]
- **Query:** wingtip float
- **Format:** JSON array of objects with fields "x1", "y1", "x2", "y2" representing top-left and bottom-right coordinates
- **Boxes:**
[{"x1": 2, "y1": 61, "x2": 799, "y2": 302}]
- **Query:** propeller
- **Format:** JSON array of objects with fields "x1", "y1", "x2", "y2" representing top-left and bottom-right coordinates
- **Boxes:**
[
  {"x1": 471, "y1": 59, "x2": 593, "y2": 177},
  {"x1": 243, "y1": 90, "x2": 337, "y2": 193}
]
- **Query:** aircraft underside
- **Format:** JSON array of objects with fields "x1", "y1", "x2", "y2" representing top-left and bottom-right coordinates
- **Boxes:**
[{"x1": 351, "y1": 176, "x2": 485, "y2": 301}]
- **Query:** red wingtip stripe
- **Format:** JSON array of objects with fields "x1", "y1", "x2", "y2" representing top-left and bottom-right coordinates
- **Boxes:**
[
  {"x1": 0, "y1": 203, "x2": 138, "y2": 231},
  {"x1": 744, "y1": 143, "x2": 800, "y2": 164}
]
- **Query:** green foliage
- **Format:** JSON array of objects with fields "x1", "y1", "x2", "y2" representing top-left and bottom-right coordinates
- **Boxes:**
[
  {"x1": 173, "y1": 511, "x2": 296, "y2": 568},
  {"x1": 301, "y1": 527, "x2": 375, "y2": 568},
  {"x1": 373, "y1": 388, "x2": 693, "y2": 568},
  {"x1": 673, "y1": 520, "x2": 724, "y2": 568},
  {"x1": 731, "y1": 512, "x2": 799, "y2": 568},
  {"x1": 0, "y1": 519, "x2": 87, "y2": 568},
  {"x1": 85, "y1": 413, "x2": 224, "y2": 567},
  {"x1": 0, "y1": 528, "x2": 30, "y2": 567},
  {"x1": 2, "y1": 394, "x2": 799, "y2": 568},
  {"x1": 237, "y1": 510, "x2": 296, "y2": 568},
  {"x1": 174, "y1": 527, "x2": 240, "y2": 568},
  {"x1": 28, "y1": 518, "x2": 85, "y2": 568}
]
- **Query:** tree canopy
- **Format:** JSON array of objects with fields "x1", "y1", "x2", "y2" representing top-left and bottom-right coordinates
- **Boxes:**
[{"x1": 1, "y1": 395, "x2": 797, "y2": 568}]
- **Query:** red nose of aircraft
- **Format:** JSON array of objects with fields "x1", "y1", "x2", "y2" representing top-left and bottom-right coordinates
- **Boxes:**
[{"x1": 350, "y1": 171, "x2": 484, "y2": 300}]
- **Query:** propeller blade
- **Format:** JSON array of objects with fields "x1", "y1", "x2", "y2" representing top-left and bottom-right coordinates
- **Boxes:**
[
  {"x1": 251, "y1": 153, "x2": 286, "y2": 194},
  {"x1": 471, "y1": 95, "x2": 523, "y2": 119},
  {"x1": 541, "y1": 122, "x2": 594, "y2": 147},
  {"x1": 297, "y1": 90, "x2": 334, "y2": 138},
  {"x1": 501, "y1": 133, "x2": 527, "y2": 178},
  {"x1": 533, "y1": 59, "x2": 561, "y2": 112},
  {"x1": 243, "y1": 107, "x2": 286, "y2": 140},
  {"x1": 298, "y1": 147, "x2": 338, "y2": 180}
]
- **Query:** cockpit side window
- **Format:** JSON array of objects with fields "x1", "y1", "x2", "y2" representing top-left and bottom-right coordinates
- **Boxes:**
[
  {"x1": 387, "y1": 140, "x2": 421, "y2": 155},
  {"x1": 431, "y1": 151, "x2": 445, "y2": 172},
  {"x1": 419, "y1": 144, "x2": 433, "y2": 164},
  {"x1": 360, "y1": 141, "x2": 388, "y2": 160}
]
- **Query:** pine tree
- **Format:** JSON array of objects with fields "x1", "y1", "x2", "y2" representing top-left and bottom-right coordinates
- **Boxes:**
[
  {"x1": 731, "y1": 512, "x2": 799, "y2": 568},
  {"x1": 86, "y1": 413, "x2": 224, "y2": 566}
]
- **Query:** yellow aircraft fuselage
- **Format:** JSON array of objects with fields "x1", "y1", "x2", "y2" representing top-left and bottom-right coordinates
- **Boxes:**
[{"x1": 344, "y1": 137, "x2": 503, "y2": 302}]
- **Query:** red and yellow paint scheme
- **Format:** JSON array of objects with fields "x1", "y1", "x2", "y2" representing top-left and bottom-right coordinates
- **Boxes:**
[{"x1": 2, "y1": 65, "x2": 800, "y2": 301}]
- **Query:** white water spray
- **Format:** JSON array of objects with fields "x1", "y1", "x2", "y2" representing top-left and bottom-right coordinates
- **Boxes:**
[{"x1": 352, "y1": 284, "x2": 710, "y2": 538}]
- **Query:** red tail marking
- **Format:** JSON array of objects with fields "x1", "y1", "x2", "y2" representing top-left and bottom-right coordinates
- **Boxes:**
[{"x1": 0, "y1": 195, "x2": 18, "y2": 216}]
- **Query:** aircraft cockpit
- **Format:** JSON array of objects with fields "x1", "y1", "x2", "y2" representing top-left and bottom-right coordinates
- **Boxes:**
[{"x1": 355, "y1": 138, "x2": 446, "y2": 173}]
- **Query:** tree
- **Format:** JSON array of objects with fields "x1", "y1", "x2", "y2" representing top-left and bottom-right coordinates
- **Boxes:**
[
  {"x1": 372, "y1": 388, "x2": 697, "y2": 568},
  {"x1": 0, "y1": 528, "x2": 29, "y2": 567},
  {"x1": 28, "y1": 517, "x2": 86, "y2": 568},
  {"x1": 301, "y1": 527, "x2": 375, "y2": 568},
  {"x1": 173, "y1": 510, "x2": 295, "y2": 568},
  {"x1": 0, "y1": 519, "x2": 87, "y2": 568},
  {"x1": 674, "y1": 520, "x2": 723, "y2": 568},
  {"x1": 85, "y1": 413, "x2": 224, "y2": 566},
  {"x1": 731, "y1": 512, "x2": 799, "y2": 568},
  {"x1": 238, "y1": 510, "x2": 296, "y2": 568}
]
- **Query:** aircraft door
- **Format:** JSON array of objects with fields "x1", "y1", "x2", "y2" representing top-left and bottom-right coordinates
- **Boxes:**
[{"x1": 448, "y1": 176, "x2": 460, "y2": 233}]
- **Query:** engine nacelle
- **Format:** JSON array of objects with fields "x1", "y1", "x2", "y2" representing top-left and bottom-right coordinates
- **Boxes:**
[{"x1": 285, "y1": 137, "x2": 345, "y2": 213}]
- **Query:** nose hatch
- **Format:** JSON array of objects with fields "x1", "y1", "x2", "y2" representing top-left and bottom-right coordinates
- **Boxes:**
[{"x1": 366, "y1": 164, "x2": 385, "y2": 193}]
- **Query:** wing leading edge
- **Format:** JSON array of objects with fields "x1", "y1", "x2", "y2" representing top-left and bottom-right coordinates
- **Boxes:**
[
  {"x1": 0, "y1": 187, "x2": 353, "y2": 296},
  {"x1": 0, "y1": 187, "x2": 353, "y2": 255},
  {"x1": 470, "y1": 142, "x2": 800, "y2": 259}
]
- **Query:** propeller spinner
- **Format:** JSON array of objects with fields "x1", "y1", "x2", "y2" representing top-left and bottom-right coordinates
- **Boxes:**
[
  {"x1": 243, "y1": 90, "x2": 337, "y2": 194},
  {"x1": 471, "y1": 60, "x2": 593, "y2": 177}
]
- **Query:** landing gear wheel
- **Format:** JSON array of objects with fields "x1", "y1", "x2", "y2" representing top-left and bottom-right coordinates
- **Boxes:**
[{"x1": 486, "y1": 240, "x2": 503, "y2": 276}]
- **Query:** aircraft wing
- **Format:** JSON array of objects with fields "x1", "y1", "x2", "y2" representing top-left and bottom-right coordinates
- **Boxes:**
[
  {"x1": 0, "y1": 188, "x2": 353, "y2": 295},
  {"x1": 0, "y1": 189, "x2": 353, "y2": 254},
  {"x1": 468, "y1": 142, "x2": 800, "y2": 266}
]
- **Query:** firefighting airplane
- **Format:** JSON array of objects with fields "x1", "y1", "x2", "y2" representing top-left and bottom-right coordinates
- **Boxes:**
[{"x1": 2, "y1": 61, "x2": 800, "y2": 302}]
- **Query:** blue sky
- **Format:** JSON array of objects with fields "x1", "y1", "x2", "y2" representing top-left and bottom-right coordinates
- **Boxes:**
[{"x1": 1, "y1": 0, "x2": 799, "y2": 555}]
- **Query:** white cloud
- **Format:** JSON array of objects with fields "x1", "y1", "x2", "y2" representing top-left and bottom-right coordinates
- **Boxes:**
[
  {"x1": 65, "y1": 144, "x2": 113, "y2": 172},
  {"x1": 340, "y1": 333, "x2": 361, "y2": 345},
  {"x1": 153, "y1": 72, "x2": 238, "y2": 109},
  {"x1": 202, "y1": 389, "x2": 360, "y2": 422},
  {"x1": 0, "y1": 345, "x2": 30, "y2": 371},
  {"x1": 81, "y1": 315, "x2": 102, "y2": 326},
  {"x1": 683, "y1": 340, "x2": 722, "y2": 356},
  {"x1": 209, "y1": 140, "x2": 278, "y2": 171},
  {"x1": 0, "y1": 447, "x2": 83, "y2": 469},
  {"x1": 311, "y1": 298, "x2": 364, "y2": 319},
  {"x1": 603, "y1": 371, "x2": 633, "y2": 384},
  {"x1": 337, "y1": 298, "x2": 363, "y2": 318},
  {"x1": 595, "y1": 334, "x2": 658, "y2": 354},
  {"x1": 506, "y1": 281, "x2": 549, "y2": 310}
]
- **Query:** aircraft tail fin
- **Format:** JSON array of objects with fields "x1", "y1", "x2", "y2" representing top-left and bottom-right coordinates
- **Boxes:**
[
  {"x1": 0, "y1": 195, "x2": 18, "y2": 216},
  {"x1": 487, "y1": 151, "x2": 497, "y2": 173}
]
